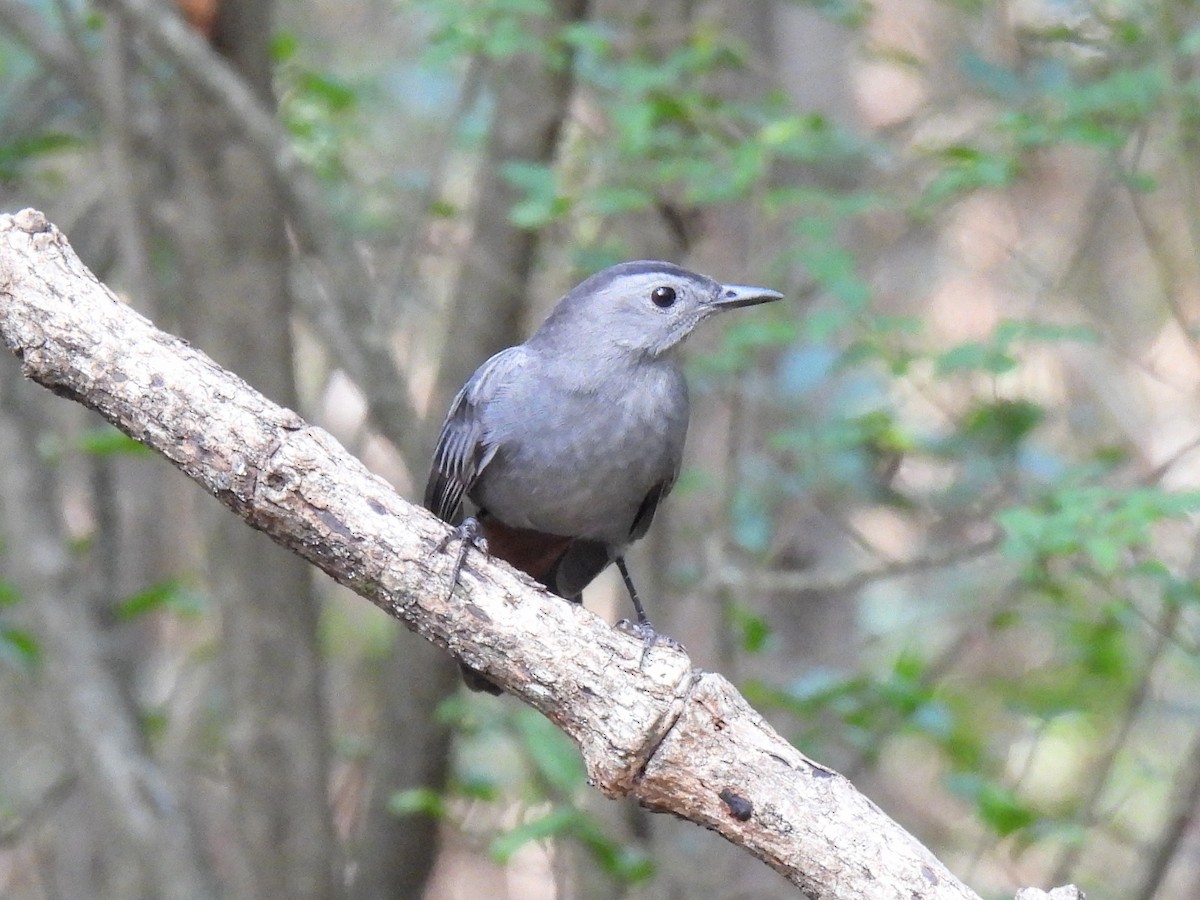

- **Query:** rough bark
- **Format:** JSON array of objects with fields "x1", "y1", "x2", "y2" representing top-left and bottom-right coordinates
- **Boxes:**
[{"x1": 0, "y1": 209, "x2": 1086, "y2": 900}]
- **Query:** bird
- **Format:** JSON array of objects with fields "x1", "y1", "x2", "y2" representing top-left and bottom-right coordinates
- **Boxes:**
[{"x1": 424, "y1": 260, "x2": 783, "y2": 692}]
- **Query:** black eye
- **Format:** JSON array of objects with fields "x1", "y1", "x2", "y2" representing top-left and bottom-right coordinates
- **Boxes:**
[{"x1": 651, "y1": 285, "x2": 677, "y2": 308}]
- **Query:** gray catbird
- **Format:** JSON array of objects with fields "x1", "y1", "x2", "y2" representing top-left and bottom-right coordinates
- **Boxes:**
[{"x1": 425, "y1": 260, "x2": 783, "y2": 692}]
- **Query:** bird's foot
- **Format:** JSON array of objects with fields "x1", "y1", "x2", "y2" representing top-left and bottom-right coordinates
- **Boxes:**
[
  {"x1": 431, "y1": 518, "x2": 504, "y2": 694},
  {"x1": 616, "y1": 618, "x2": 684, "y2": 650},
  {"x1": 616, "y1": 617, "x2": 685, "y2": 669},
  {"x1": 430, "y1": 516, "x2": 489, "y2": 600}
]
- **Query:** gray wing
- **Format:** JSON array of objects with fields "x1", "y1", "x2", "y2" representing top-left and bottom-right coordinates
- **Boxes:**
[
  {"x1": 549, "y1": 478, "x2": 677, "y2": 600},
  {"x1": 629, "y1": 381, "x2": 686, "y2": 542},
  {"x1": 423, "y1": 346, "x2": 527, "y2": 523},
  {"x1": 550, "y1": 539, "x2": 610, "y2": 601},
  {"x1": 628, "y1": 477, "x2": 675, "y2": 543}
]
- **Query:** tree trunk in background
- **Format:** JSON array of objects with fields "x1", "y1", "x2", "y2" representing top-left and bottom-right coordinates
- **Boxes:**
[
  {"x1": 91, "y1": 3, "x2": 184, "y2": 749},
  {"x1": 0, "y1": 12, "x2": 210, "y2": 896},
  {"x1": 168, "y1": 3, "x2": 337, "y2": 897},
  {"x1": 747, "y1": 0, "x2": 866, "y2": 683},
  {"x1": 432, "y1": 0, "x2": 591, "y2": 404},
  {"x1": 681, "y1": 0, "x2": 874, "y2": 682},
  {"x1": 0, "y1": 374, "x2": 215, "y2": 900},
  {"x1": 352, "y1": 3, "x2": 588, "y2": 897},
  {"x1": 348, "y1": 645, "x2": 459, "y2": 899}
]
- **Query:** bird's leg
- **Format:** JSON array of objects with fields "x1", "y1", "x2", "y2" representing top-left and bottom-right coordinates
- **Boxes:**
[
  {"x1": 614, "y1": 557, "x2": 683, "y2": 661},
  {"x1": 428, "y1": 517, "x2": 505, "y2": 695},
  {"x1": 616, "y1": 556, "x2": 651, "y2": 627},
  {"x1": 431, "y1": 515, "x2": 489, "y2": 600}
]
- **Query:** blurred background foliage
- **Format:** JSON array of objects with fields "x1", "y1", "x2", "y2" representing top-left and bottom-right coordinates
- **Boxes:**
[{"x1": 2, "y1": 0, "x2": 1200, "y2": 898}]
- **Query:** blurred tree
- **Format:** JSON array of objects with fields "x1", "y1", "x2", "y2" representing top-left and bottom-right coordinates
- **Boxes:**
[
  {"x1": 4, "y1": 0, "x2": 1200, "y2": 899},
  {"x1": 168, "y1": 3, "x2": 338, "y2": 897}
]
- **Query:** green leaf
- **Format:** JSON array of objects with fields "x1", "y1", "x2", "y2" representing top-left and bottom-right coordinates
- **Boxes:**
[
  {"x1": 960, "y1": 399, "x2": 1044, "y2": 453},
  {"x1": 0, "y1": 132, "x2": 82, "y2": 181},
  {"x1": 935, "y1": 341, "x2": 1016, "y2": 376},
  {"x1": 0, "y1": 627, "x2": 41, "y2": 670},
  {"x1": 387, "y1": 787, "x2": 446, "y2": 819},
  {"x1": 0, "y1": 580, "x2": 20, "y2": 608},
  {"x1": 296, "y1": 72, "x2": 357, "y2": 113},
  {"x1": 140, "y1": 708, "x2": 169, "y2": 743},
  {"x1": 977, "y1": 783, "x2": 1039, "y2": 837},
  {"x1": 1072, "y1": 608, "x2": 1132, "y2": 679},
  {"x1": 513, "y1": 709, "x2": 586, "y2": 795},
  {"x1": 799, "y1": 244, "x2": 869, "y2": 307},
  {"x1": 572, "y1": 814, "x2": 655, "y2": 882},
  {"x1": 949, "y1": 774, "x2": 1039, "y2": 837},
  {"x1": 455, "y1": 774, "x2": 501, "y2": 802},
  {"x1": 921, "y1": 145, "x2": 1018, "y2": 207},
  {"x1": 490, "y1": 807, "x2": 580, "y2": 862},
  {"x1": 428, "y1": 199, "x2": 458, "y2": 218},
  {"x1": 77, "y1": 426, "x2": 153, "y2": 457},
  {"x1": 728, "y1": 604, "x2": 772, "y2": 654},
  {"x1": 1163, "y1": 577, "x2": 1200, "y2": 607},
  {"x1": 501, "y1": 161, "x2": 568, "y2": 228},
  {"x1": 588, "y1": 185, "x2": 653, "y2": 215},
  {"x1": 998, "y1": 486, "x2": 1200, "y2": 574},
  {"x1": 116, "y1": 579, "x2": 206, "y2": 620},
  {"x1": 1123, "y1": 169, "x2": 1158, "y2": 193},
  {"x1": 270, "y1": 31, "x2": 299, "y2": 63},
  {"x1": 559, "y1": 21, "x2": 616, "y2": 57}
]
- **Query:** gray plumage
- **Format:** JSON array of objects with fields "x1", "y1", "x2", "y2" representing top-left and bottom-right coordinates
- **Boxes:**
[{"x1": 425, "y1": 259, "x2": 782, "y2": 605}]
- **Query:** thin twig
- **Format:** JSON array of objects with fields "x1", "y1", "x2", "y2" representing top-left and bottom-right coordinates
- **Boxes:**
[
  {"x1": 717, "y1": 534, "x2": 1000, "y2": 595},
  {"x1": 1049, "y1": 598, "x2": 1180, "y2": 884},
  {"x1": 0, "y1": 0, "x2": 99, "y2": 104},
  {"x1": 0, "y1": 776, "x2": 77, "y2": 847},
  {"x1": 1132, "y1": 723, "x2": 1200, "y2": 900},
  {"x1": 393, "y1": 52, "x2": 488, "y2": 291},
  {"x1": 109, "y1": 0, "x2": 427, "y2": 461}
]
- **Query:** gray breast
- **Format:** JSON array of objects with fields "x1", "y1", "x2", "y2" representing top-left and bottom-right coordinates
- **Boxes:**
[{"x1": 472, "y1": 357, "x2": 689, "y2": 546}]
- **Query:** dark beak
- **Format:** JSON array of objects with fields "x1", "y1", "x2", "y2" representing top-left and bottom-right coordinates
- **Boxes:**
[{"x1": 710, "y1": 283, "x2": 785, "y2": 310}]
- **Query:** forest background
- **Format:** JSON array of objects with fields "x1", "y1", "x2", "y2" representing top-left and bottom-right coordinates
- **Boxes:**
[{"x1": 1, "y1": 1, "x2": 1199, "y2": 898}]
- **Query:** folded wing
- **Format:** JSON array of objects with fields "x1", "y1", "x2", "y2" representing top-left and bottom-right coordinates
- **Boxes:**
[{"x1": 423, "y1": 346, "x2": 528, "y2": 523}]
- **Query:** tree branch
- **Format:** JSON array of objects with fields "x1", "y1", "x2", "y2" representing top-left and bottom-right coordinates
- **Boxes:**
[{"x1": 0, "y1": 209, "x2": 1083, "y2": 900}]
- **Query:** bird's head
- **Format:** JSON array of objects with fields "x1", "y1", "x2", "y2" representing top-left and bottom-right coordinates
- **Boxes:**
[{"x1": 532, "y1": 260, "x2": 784, "y2": 359}]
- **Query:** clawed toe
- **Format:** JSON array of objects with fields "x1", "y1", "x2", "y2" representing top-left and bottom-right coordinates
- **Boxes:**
[
  {"x1": 616, "y1": 618, "x2": 685, "y2": 668},
  {"x1": 431, "y1": 516, "x2": 489, "y2": 599}
]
